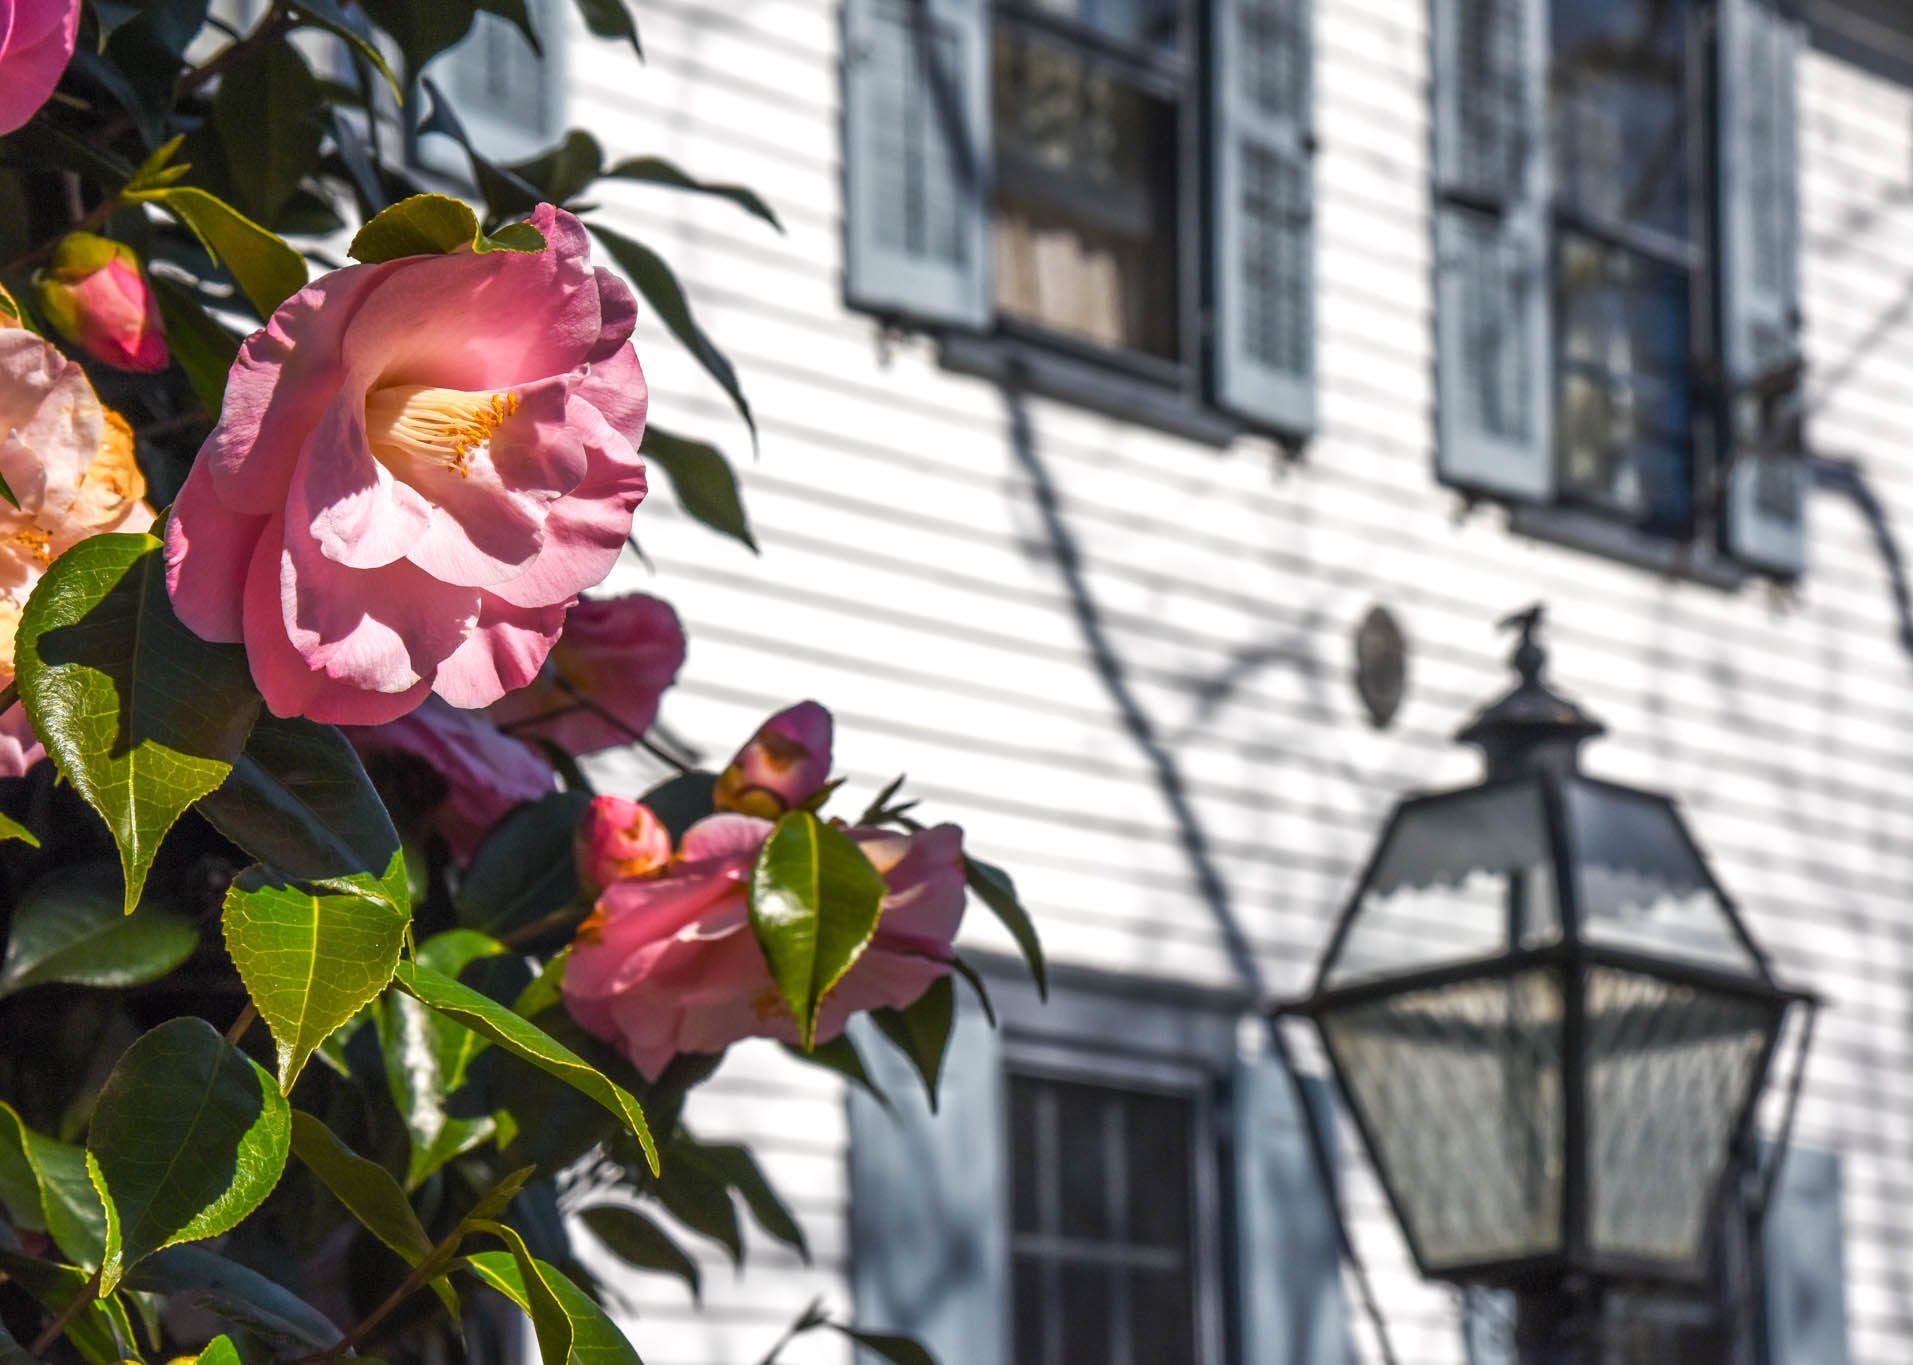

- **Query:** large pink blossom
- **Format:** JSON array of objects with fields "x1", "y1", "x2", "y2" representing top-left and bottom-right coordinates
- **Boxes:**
[
  {"x1": 0, "y1": 0, "x2": 80, "y2": 136},
  {"x1": 564, "y1": 812, "x2": 966, "y2": 1080},
  {"x1": 164, "y1": 203, "x2": 649, "y2": 726},
  {"x1": 489, "y1": 592, "x2": 684, "y2": 755},
  {"x1": 342, "y1": 696, "x2": 555, "y2": 859}
]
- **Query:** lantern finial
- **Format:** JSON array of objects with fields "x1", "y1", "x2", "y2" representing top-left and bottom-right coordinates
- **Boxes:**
[{"x1": 1456, "y1": 602, "x2": 1604, "y2": 777}]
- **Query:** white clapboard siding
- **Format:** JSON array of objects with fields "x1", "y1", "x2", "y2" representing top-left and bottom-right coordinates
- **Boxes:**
[{"x1": 554, "y1": 1, "x2": 1913, "y2": 1361}]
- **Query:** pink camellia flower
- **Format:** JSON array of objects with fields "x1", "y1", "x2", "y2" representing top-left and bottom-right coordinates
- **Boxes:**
[
  {"x1": 0, "y1": 702, "x2": 43, "y2": 778},
  {"x1": 489, "y1": 592, "x2": 684, "y2": 755},
  {"x1": 342, "y1": 695, "x2": 555, "y2": 859},
  {"x1": 34, "y1": 233, "x2": 169, "y2": 373},
  {"x1": 0, "y1": 0, "x2": 81, "y2": 136},
  {"x1": 164, "y1": 203, "x2": 649, "y2": 726},
  {"x1": 712, "y1": 701, "x2": 833, "y2": 818},
  {"x1": 575, "y1": 795, "x2": 671, "y2": 896},
  {"x1": 563, "y1": 811, "x2": 966, "y2": 1080}
]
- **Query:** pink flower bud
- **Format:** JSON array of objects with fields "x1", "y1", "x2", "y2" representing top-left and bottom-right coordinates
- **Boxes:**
[
  {"x1": 34, "y1": 233, "x2": 169, "y2": 373},
  {"x1": 712, "y1": 702, "x2": 834, "y2": 818},
  {"x1": 576, "y1": 796, "x2": 672, "y2": 896}
]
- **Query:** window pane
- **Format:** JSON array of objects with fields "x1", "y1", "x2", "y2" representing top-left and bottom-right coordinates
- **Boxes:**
[
  {"x1": 1126, "y1": 1091, "x2": 1191, "y2": 1249},
  {"x1": 1058, "y1": 1264, "x2": 1114, "y2": 1364},
  {"x1": 1016, "y1": 0, "x2": 1180, "y2": 50},
  {"x1": 1013, "y1": 1255, "x2": 1052, "y2": 1365},
  {"x1": 1550, "y1": 0, "x2": 1690, "y2": 240},
  {"x1": 1055, "y1": 1082, "x2": 1111, "y2": 1238},
  {"x1": 1011, "y1": 1074, "x2": 1046, "y2": 1233},
  {"x1": 1556, "y1": 232, "x2": 1693, "y2": 531},
  {"x1": 1130, "y1": 1268, "x2": 1198, "y2": 1362},
  {"x1": 992, "y1": 26, "x2": 1181, "y2": 358}
]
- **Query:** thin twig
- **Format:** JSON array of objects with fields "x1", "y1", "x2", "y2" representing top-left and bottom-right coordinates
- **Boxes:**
[
  {"x1": 542, "y1": 676, "x2": 694, "y2": 776},
  {"x1": 28, "y1": 1269, "x2": 102, "y2": 1356},
  {"x1": 499, "y1": 902, "x2": 590, "y2": 950},
  {"x1": 224, "y1": 1002, "x2": 258, "y2": 1045},
  {"x1": 0, "y1": 681, "x2": 16, "y2": 714}
]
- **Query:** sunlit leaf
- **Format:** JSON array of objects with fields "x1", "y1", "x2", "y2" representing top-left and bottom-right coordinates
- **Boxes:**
[
  {"x1": 465, "y1": 1248, "x2": 644, "y2": 1365},
  {"x1": 748, "y1": 811, "x2": 886, "y2": 1048},
  {"x1": 122, "y1": 186, "x2": 307, "y2": 318},
  {"x1": 0, "y1": 1102, "x2": 108, "y2": 1265},
  {"x1": 348, "y1": 193, "x2": 546, "y2": 263}
]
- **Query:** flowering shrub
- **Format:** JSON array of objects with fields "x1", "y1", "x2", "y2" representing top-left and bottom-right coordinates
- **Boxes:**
[{"x1": 0, "y1": 5, "x2": 1045, "y2": 1365}]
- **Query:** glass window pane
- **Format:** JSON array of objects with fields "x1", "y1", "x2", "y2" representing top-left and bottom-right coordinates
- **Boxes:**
[
  {"x1": 1017, "y1": 0, "x2": 1180, "y2": 50},
  {"x1": 1130, "y1": 1268, "x2": 1198, "y2": 1361},
  {"x1": 1011, "y1": 1075, "x2": 1046, "y2": 1233},
  {"x1": 1055, "y1": 1083, "x2": 1110, "y2": 1238},
  {"x1": 1014, "y1": 1255, "x2": 1053, "y2": 1365},
  {"x1": 1126, "y1": 1092, "x2": 1191, "y2": 1249},
  {"x1": 1550, "y1": 0, "x2": 1690, "y2": 240},
  {"x1": 991, "y1": 26, "x2": 1181, "y2": 357},
  {"x1": 1059, "y1": 1264, "x2": 1114, "y2": 1363}
]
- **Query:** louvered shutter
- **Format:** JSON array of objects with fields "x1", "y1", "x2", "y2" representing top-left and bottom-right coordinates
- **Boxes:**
[
  {"x1": 842, "y1": 0, "x2": 991, "y2": 328},
  {"x1": 1462, "y1": 1289, "x2": 1518, "y2": 1365},
  {"x1": 1212, "y1": 0, "x2": 1315, "y2": 436},
  {"x1": 1719, "y1": 0, "x2": 1807, "y2": 577},
  {"x1": 1432, "y1": 0, "x2": 1553, "y2": 501},
  {"x1": 1762, "y1": 1147, "x2": 1850, "y2": 1365},
  {"x1": 1234, "y1": 1062, "x2": 1352, "y2": 1365},
  {"x1": 846, "y1": 1007, "x2": 1009, "y2": 1365}
]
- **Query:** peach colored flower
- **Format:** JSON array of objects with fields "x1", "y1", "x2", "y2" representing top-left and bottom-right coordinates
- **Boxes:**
[
  {"x1": 164, "y1": 203, "x2": 649, "y2": 726},
  {"x1": 563, "y1": 811, "x2": 966, "y2": 1080},
  {"x1": 489, "y1": 592, "x2": 684, "y2": 755},
  {"x1": 712, "y1": 701, "x2": 833, "y2": 818},
  {"x1": 0, "y1": 0, "x2": 80, "y2": 136},
  {"x1": 575, "y1": 795, "x2": 671, "y2": 896},
  {"x1": 34, "y1": 233, "x2": 169, "y2": 373}
]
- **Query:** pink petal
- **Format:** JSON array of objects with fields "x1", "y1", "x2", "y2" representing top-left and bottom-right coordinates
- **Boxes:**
[
  {"x1": 430, "y1": 593, "x2": 568, "y2": 709},
  {"x1": 299, "y1": 398, "x2": 434, "y2": 570},
  {"x1": 164, "y1": 454, "x2": 264, "y2": 643},
  {"x1": 679, "y1": 812, "x2": 774, "y2": 865},
  {"x1": 0, "y1": 0, "x2": 78, "y2": 137}
]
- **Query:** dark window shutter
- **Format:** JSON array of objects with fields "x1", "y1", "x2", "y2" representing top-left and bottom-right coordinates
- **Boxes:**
[
  {"x1": 1431, "y1": 0, "x2": 1553, "y2": 501},
  {"x1": 1211, "y1": 0, "x2": 1315, "y2": 437},
  {"x1": 847, "y1": 1008, "x2": 1009, "y2": 1365},
  {"x1": 1718, "y1": 0, "x2": 1807, "y2": 576},
  {"x1": 842, "y1": 0, "x2": 992, "y2": 328},
  {"x1": 1234, "y1": 1061, "x2": 1353, "y2": 1365},
  {"x1": 1762, "y1": 1148, "x2": 1851, "y2": 1365}
]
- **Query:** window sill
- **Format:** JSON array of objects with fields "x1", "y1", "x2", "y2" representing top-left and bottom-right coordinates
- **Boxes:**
[
  {"x1": 1508, "y1": 504, "x2": 1749, "y2": 591},
  {"x1": 938, "y1": 331, "x2": 1243, "y2": 448}
]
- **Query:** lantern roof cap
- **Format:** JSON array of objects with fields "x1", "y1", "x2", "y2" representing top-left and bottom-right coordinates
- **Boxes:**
[{"x1": 1456, "y1": 605, "x2": 1605, "y2": 774}]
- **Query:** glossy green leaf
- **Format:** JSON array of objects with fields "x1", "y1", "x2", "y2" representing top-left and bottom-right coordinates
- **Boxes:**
[
  {"x1": 223, "y1": 861, "x2": 411, "y2": 1092},
  {"x1": 392, "y1": 961, "x2": 658, "y2": 1173},
  {"x1": 569, "y1": 0, "x2": 641, "y2": 56},
  {"x1": 122, "y1": 133, "x2": 188, "y2": 195},
  {"x1": 286, "y1": 0, "x2": 400, "y2": 94},
  {"x1": 455, "y1": 789, "x2": 592, "y2": 937},
  {"x1": 348, "y1": 193, "x2": 546, "y2": 263},
  {"x1": 578, "y1": 1205, "x2": 699, "y2": 1301},
  {"x1": 0, "y1": 466, "x2": 17, "y2": 511},
  {"x1": 14, "y1": 533, "x2": 260, "y2": 912},
  {"x1": 465, "y1": 1249, "x2": 644, "y2": 1365},
  {"x1": 473, "y1": 1221, "x2": 571, "y2": 1365},
  {"x1": 964, "y1": 855, "x2": 1047, "y2": 999},
  {"x1": 86, "y1": 1017, "x2": 293, "y2": 1293},
  {"x1": 0, "y1": 1103, "x2": 108, "y2": 1265},
  {"x1": 0, "y1": 1252, "x2": 129, "y2": 1363},
  {"x1": 148, "y1": 273, "x2": 240, "y2": 417},
  {"x1": 685, "y1": 1140, "x2": 807, "y2": 1261},
  {"x1": 213, "y1": 42, "x2": 323, "y2": 223},
  {"x1": 506, "y1": 130, "x2": 604, "y2": 208},
  {"x1": 122, "y1": 185, "x2": 307, "y2": 318},
  {"x1": 604, "y1": 155, "x2": 782, "y2": 231},
  {"x1": 588, "y1": 223, "x2": 756, "y2": 444},
  {"x1": 0, "y1": 866, "x2": 196, "y2": 999},
  {"x1": 198, "y1": 712, "x2": 405, "y2": 900},
  {"x1": 748, "y1": 811, "x2": 887, "y2": 1049},
  {"x1": 187, "y1": 1336, "x2": 242, "y2": 1365},
  {"x1": 640, "y1": 427, "x2": 755, "y2": 551},
  {"x1": 377, "y1": 931, "x2": 507, "y2": 1189},
  {"x1": 354, "y1": 0, "x2": 477, "y2": 74},
  {"x1": 870, "y1": 976, "x2": 955, "y2": 1111},
  {"x1": 122, "y1": 1246, "x2": 343, "y2": 1356}
]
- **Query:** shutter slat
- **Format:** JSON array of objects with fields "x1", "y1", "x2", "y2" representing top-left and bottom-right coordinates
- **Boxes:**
[
  {"x1": 1432, "y1": 0, "x2": 1553, "y2": 502},
  {"x1": 1762, "y1": 1147, "x2": 1851, "y2": 1365},
  {"x1": 1234, "y1": 1061, "x2": 1352, "y2": 1365},
  {"x1": 843, "y1": 0, "x2": 991, "y2": 328},
  {"x1": 1719, "y1": 0, "x2": 1807, "y2": 576},
  {"x1": 1212, "y1": 0, "x2": 1316, "y2": 436}
]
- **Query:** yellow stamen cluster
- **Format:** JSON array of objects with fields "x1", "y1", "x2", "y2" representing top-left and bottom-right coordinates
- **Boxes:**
[
  {"x1": 364, "y1": 384, "x2": 521, "y2": 479},
  {"x1": 11, "y1": 529, "x2": 50, "y2": 566}
]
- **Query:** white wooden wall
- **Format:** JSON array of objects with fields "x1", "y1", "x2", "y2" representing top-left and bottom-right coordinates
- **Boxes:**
[{"x1": 559, "y1": 1, "x2": 1913, "y2": 1360}]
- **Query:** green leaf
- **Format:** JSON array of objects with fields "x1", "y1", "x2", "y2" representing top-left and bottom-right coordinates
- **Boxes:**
[
  {"x1": 465, "y1": 1249, "x2": 645, "y2": 1365},
  {"x1": 578, "y1": 1205, "x2": 699, "y2": 1301},
  {"x1": 353, "y1": 0, "x2": 477, "y2": 74},
  {"x1": 0, "y1": 865, "x2": 197, "y2": 999},
  {"x1": 377, "y1": 930, "x2": 507, "y2": 1189},
  {"x1": 122, "y1": 1246, "x2": 343, "y2": 1356},
  {"x1": 748, "y1": 811, "x2": 887, "y2": 1048},
  {"x1": 14, "y1": 533, "x2": 260, "y2": 912},
  {"x1": 0, "y1": 466, "x2": 17, "y2": 511},
  {"x1": 198, "y1": 712, "x2": 405, "y2": 898},
  {"x1": 223, "y1": 862, "x2": 411, "y2": 1092},
  {"x1": 688, "y1": 1141, "x2": 808, "y2": 1261},
  {"x1": 828, "y1": 1325, "x2": 937, "y2": 1365},
  {"x1": 587, "y1": 223, "x2": 756, "y2": 445},
  {"x1": 640, "y1": 428, "x2": 755, "y2": 551},
  {"x1": 604, "y1": 155, "x2": 782, "y2": 231},
  {"x1": 392, "y1": 962, "x2": 658, "y2": 1173},
  {"x1": 122, "y1": 134, "x2": 188, "y2": 195},
  {"x1": 473, "y1": 1222, "x2": 571, "y2": 1365},
  {"x1": 650, "y1": 1142, "x2": 740, "y2": 1264},
  {"x1": 148, "y1": 274, "x2": 240, "y2": 417},
  {"x1": 781, "y1": 1033, "x2": 890, "y2": 1110},
  {"x1": 569, "y1": 0, "x2": 641, "y2": 56},
  {"x1": 187, "y1": 1336, "x2": 242, "y2": 1365},
  {"x1": 85, "y1": 1018, "x2": 293, "y2": 1293},
  {"x1": 506, "y1": 130, "x2": 604, "y2": 209},
  {"x1": 122, "y1": 186, "x2": 307, "y2": 318},
  {"x1": 870, "y1": 976, "x2": 955, "y2": 1112},
  {"x1": 455, "y1": 789, "x2": 592, "y2": 937},
  {"x1": 348, "y1": 193, "x2": 546, "y2": 264},
  {"x1": 213, "y1": 42, "x2": 323, "y2": 224},
  {"x1": 0, "y1": 1252, "x2": 129, "y2": 1363},
  {"x1": 0, "y1": 1103, "x2": 108, "y2": 1265},
  {"x1": 286, "y1": 0, "x2": 400, "y2": 95},
  {"x1": 964, "y1": 855, "x2": 1047, "y2": 999}
]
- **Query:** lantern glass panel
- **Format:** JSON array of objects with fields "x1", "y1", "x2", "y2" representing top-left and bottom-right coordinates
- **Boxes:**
[
  {"x1": 1563, "y1": 782, "x2": 1762, "y2": 977},
  {"x1": 1584, "y1": 966, "x2": 1779, "y2": 1266},
  {"x1": 1324, "y1": 781, "x2": 1561, "y2": 988},
  {"x1": 1320, "y1": 968, "x2": 1565, "y2": 1270}
]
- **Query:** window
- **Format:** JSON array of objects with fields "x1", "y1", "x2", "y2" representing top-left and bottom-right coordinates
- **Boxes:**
[
  {"x1": 1433, "y1": 0, "x2": 1809, "y2": 580},
  {"x1": 845, "y1": 965, "x2": 1352, "y2": 1365},
  {"x1": 416, "y1": 0, "x2": 565, "y2": 173},
  {"x1": 841, "y1": 0, "x2": 1316, "y2": 441}
]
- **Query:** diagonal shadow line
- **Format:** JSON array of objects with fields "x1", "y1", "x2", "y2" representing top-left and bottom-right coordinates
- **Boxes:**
[{"x1": 1809, "y1": 454, "x2": 1913, "y2": 657}]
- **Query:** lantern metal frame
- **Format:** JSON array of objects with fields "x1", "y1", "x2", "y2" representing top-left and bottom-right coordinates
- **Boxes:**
[{"x1": 1277, "y1": 607, "x2": 1816, "y2": 1297}]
